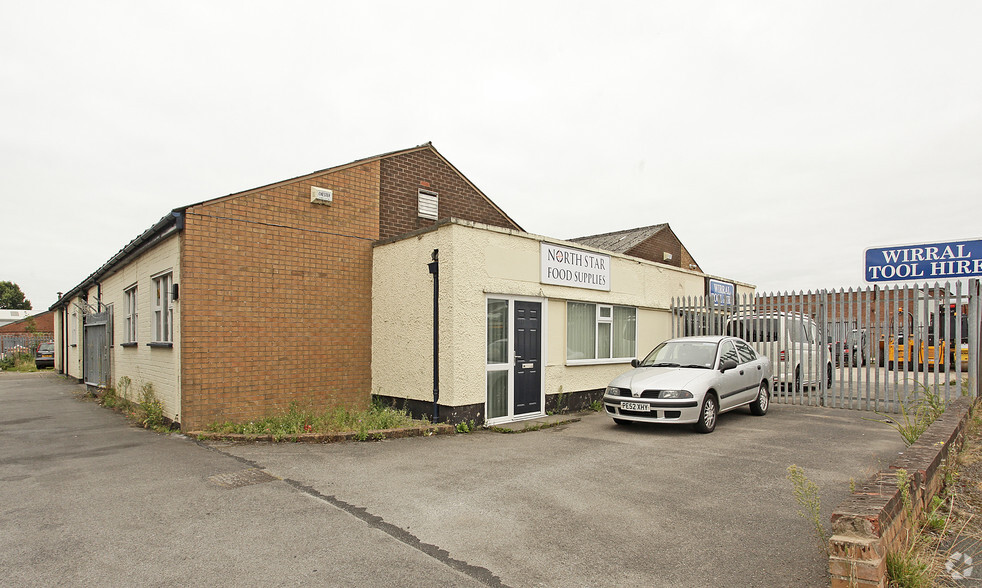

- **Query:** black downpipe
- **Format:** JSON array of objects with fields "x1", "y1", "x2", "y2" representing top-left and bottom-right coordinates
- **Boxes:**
[{"x1": 428, "y1": 249, "x2": 439, "y2": 423}]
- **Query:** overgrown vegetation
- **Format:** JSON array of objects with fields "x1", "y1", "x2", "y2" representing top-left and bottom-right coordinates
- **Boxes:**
[
  {"x1": 0, "y1": 352, "x2": 37, "y2": 372},
  {"x1": 883, "y1": 467, "x2": 948, "y2": 588},
  {"x1": 96, "y1": 376, "x2": 174, "y2": 433},
  {"x1": 786, "y1": 464, "x2": 829, "y2": 555},
  {"x1": 885, "y1": 550, "x2": 931, "y2": 588},
  {"x1": 903, "y1": 406, "x2": 982, "y2": 585},
  {"x1": 867, "y1": 383, "x2": 948, "y2": 446},
  {"x1": 455, "y1": 420, "x2": 477, "y2": 433},
  {"x1": 205, "y1": 399, "x2": 426, "y2": 441},
  {"x1": 139, "y1": 383, "x2": 165, "y2": 429}
]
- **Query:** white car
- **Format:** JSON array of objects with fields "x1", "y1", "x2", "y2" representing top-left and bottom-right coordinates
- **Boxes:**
[
  {"x1": 602, "y1": 336, "x2": 772, "y2": 433},
  {"x1": 725, "y1": 313, "x2": 832, "y2": 392}
]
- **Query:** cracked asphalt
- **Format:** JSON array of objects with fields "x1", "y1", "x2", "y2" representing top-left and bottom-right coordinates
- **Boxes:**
[{"x1": 1, "y1": 372, "x2": 906, "y2": 587}]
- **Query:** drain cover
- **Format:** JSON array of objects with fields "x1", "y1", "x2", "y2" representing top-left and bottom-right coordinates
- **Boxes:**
[{"x1": 208, "y1": 468, "x2": 278, "y2": 489}]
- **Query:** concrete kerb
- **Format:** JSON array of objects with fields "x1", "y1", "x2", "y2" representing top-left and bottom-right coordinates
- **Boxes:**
[{"x1": 828, "y1": 395, "x2": 976, "y2": 588}]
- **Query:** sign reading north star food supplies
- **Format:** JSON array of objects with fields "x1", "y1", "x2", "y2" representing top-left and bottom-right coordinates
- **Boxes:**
[
  {"x1": 865, "y1": 239, "x2": 982, "y2": 282},
  {"x1": 540, "y1": 243, "x2": 610, "y2": 291}
]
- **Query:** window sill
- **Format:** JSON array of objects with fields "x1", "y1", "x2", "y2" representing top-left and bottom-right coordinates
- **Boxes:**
[
  {"x1": 120, "y1": 342, "x2": 138, "y2": 348},
  {"x1": 565, "y1": 358, "x2": 635, "y2": 367},
  {"x1": 146, "y1": 342, "x2": 173, "y2": 348}
]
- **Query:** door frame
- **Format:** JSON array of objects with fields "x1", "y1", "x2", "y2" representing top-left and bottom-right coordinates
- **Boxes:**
[{"x1": 485, "y1": 294, "x2": 547, "y2": 426}]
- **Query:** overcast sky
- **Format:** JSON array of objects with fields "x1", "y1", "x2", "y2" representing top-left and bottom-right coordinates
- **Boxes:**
[{"x1": 2, "y1": 1, "x2": 980, "y2": 312}]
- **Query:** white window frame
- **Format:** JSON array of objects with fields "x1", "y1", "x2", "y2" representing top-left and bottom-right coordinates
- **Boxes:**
[
  {"x1": 484, "y1": 294, "x2": 547, "y2": 426},
  {"x1": 566, "y1": 301, "x2": 637, "y2": 365},
  {"x1": 123, "y1": 284, "x2": 138, "y2": 343},
  {"x1": 69, "y1": 310, "x2": 77, "y2": 347},
  {"x1": 151, "y1": 272, "x2": 173, "y2": 344}
]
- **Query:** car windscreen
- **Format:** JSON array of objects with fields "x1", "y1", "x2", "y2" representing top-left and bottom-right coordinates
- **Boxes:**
[
  {"x1": 38, "y1": 343, "x2": 54, "y2": 352},
  {"x1": 640, "y1": 340, "x2": 718, "y2": 369},
  {"x1": 726, "y1": 317, "x2": 779, "y2": 342}
]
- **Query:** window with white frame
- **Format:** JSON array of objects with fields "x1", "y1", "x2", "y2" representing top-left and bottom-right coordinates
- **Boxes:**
[
  {"x1": 124, "y1": 285, "x2": 138, "y2": 343},
  {"x1": 152, "y1": 273, "x2": 173, "y2": 344},
  {"x1": 566, "y1": 302, "x2": 636, "y2": 362}
]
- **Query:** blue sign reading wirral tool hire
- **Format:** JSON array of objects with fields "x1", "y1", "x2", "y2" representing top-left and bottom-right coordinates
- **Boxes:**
[{"x1": 865, "y1": 239, "x2": 982, "y2": 282}]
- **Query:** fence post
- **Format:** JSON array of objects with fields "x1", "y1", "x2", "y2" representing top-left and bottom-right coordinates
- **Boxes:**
[
  {"x1": 818, "y1": 289, "x2": 829, "y2": 407},
  {"x1": 970, "y1": 279, "x2": 980, "y2": 398}
]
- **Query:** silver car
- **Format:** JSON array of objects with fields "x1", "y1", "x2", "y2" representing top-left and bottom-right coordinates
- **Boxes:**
[{"x1": 602, "y1": 336, "x2": 772, "y2": 433}]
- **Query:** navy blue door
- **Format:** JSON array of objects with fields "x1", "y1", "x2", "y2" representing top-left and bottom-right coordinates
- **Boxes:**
[{"x1": 513, "y1": 302, "x2": 541, "y2": 415}]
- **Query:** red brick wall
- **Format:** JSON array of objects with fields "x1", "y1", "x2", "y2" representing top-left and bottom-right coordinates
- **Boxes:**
[
  {"x1": 0, "y1": 310, "x2": 55, "y2": 334},
  {"x1": 179, "y1": 161, "x2": 380, "y2": 430},
  {"x1": 379, "y1": 148, "x2": 520, "y2": 240},
  {"x1": 627, "y1": 231, "x2": 683, "y2": 268}
]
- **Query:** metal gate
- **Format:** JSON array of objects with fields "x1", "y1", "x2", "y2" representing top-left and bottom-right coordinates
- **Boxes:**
[
  {"x1": 671, "y1": 280, "x2": 981, "y2": 413},
  {"x1": 83, "y1": 311, "x2": 111, "y2": 387}
]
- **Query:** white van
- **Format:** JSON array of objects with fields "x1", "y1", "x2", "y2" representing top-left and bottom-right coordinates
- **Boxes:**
[{"x1": 725, "y1": 313, "x2": 832, "y2": 392}]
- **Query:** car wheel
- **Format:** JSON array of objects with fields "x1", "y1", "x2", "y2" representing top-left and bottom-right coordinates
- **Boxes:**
[
  {"x1": 826, "y1": 363, "x2": 833, "y2": 388},
  {"x1": 612, "y1": 418, "x2": 633, "y2": 426},
  {"x1": 749, "y1": 382, "x2": 768, "y2": 416},
  {"x1": 694, "y1": 394, "x2": 718, "y2": 434}
]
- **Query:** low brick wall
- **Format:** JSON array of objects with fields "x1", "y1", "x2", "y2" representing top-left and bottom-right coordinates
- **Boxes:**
[{"x1": 828, "y1": 396, "x2": 975, "y2": 587}]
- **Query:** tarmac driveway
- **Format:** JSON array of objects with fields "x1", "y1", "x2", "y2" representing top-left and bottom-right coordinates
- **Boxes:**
[
  {"x1": 218, "y1": 398, "x2": 905, "y2": 587},
  {"x1": 2, "y1": 373, "x2": 905, "y2": 587}
]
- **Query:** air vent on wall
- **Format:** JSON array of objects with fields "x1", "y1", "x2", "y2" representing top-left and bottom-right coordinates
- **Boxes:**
[
  {"x1": 418, "y1": 189, "x2": 438, "y2": 220},
  {"x1": 310, "y1": 186, "x2": 333, "y2": 205}
]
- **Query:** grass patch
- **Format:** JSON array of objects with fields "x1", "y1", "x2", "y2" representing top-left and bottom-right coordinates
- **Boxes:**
[
  {"x1": 205, "y1": 400, "x2": 426, "y2": 441},
  {"x1": 886, "y1": 550, "x2": 931, "y2": 588},
  {"x1": 0, "y1": 352, "x2": 38, "y2": 372}
]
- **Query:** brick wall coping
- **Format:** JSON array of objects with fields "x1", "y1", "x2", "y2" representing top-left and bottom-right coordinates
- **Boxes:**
[{"x1": 829, "y1": 395, "x2": 976, "y2": 587}]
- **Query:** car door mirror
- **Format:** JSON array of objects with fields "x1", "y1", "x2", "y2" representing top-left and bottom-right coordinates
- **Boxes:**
[
  {"x1": 719, "y1": 358, "x2": 738, "y2": 372},
  {"x1": 631, "y1": 358, "x2": 640, "y2": 368}
]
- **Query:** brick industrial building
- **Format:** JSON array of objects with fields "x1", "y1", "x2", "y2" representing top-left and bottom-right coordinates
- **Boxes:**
[
  {"x1": 52, "y1": 143, "x2": 741, "y2": 430},
  {"x1": 51, "y1": 144, "x2": 520, "y2": 429}
]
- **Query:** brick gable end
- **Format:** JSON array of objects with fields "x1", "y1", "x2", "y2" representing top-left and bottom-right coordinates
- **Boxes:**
[{"x1": 379, "y1": 149, "x2": 519, "y2": 241}]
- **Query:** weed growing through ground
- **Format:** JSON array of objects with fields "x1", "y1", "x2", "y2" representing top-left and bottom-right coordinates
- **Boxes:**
[
  {"x1": 866, "y1": 383, "x2": 947, "y2": 446},
  {"x1": 786, "y1": 464, "x2": 828, "y2": 555},
  {"x1": 589, "y1": 400, "x2": 603, "y2": 412},
  {"x1": 139, "y1": 383, "x2": 165, "y2": 429},
  {"x1": 455, "y1": 420, "x2": 476, "y2": 433},
  {"x1": 885, "y1": 550, "x2": 931, "y2": 588}
]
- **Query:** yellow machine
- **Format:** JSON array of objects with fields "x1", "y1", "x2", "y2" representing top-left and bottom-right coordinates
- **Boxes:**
[{"x1": 887, "y1": 303, "x2": 967, "y2": 371}]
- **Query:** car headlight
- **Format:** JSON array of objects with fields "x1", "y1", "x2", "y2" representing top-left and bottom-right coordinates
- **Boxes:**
[
  {"x1": 604, "y1": 386, "x2": 619, "y2": 396},
  {"x1": 659, "y1": 390, "x2": 693, "y2": 399}
]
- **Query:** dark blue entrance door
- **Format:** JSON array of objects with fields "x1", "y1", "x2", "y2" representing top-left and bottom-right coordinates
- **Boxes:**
[{"x1": 513, "y1": 301, "x2": 541, "y2": 415}]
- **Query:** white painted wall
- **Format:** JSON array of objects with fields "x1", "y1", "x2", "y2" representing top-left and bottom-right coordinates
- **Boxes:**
[
  {"x1": 373, "y1": 220, "x2": 754, "y2": 416},
  {"x1": 98, "y1": 233, "x2": 182, "y2": 421}
]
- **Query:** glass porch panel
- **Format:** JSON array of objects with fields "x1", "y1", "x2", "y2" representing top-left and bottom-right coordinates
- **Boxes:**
[{"x1": 487, "y1": 370, "x2": 508, "y2": 419}]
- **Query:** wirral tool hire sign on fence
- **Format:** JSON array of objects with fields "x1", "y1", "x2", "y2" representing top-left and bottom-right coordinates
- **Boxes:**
[{"x1": 866, "y1": 239, "x2": 982, "y2": 282}]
